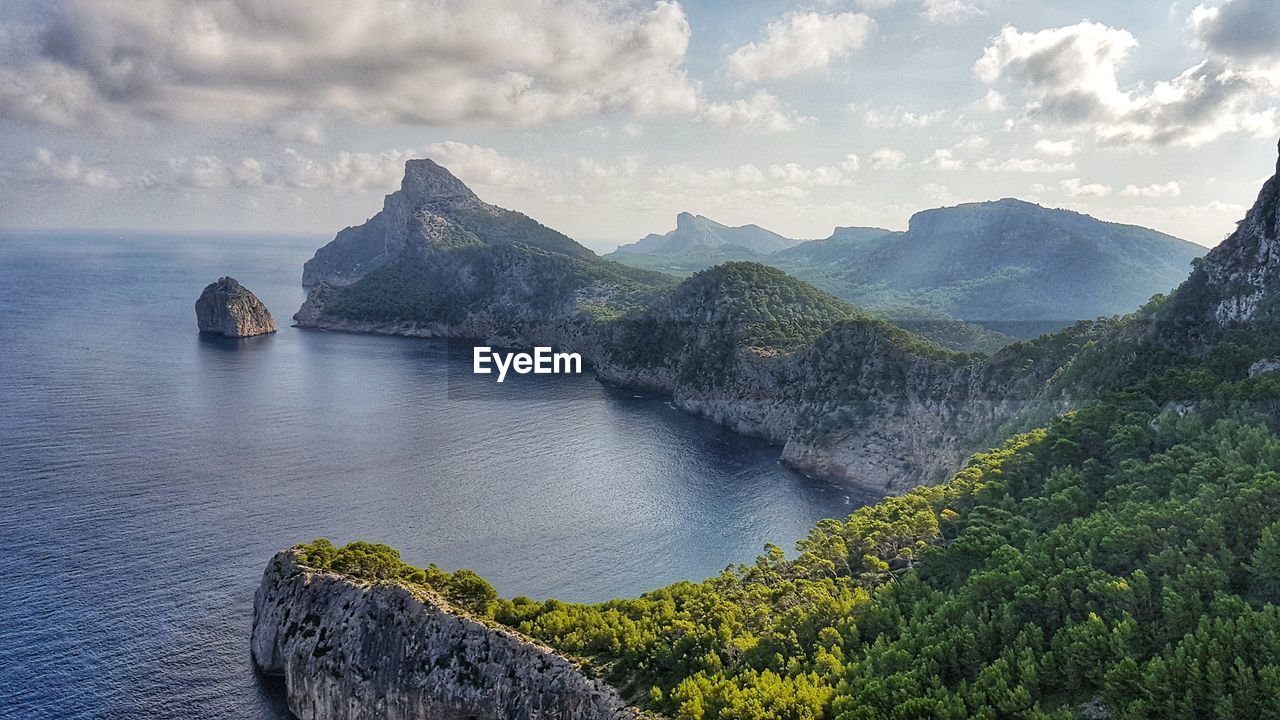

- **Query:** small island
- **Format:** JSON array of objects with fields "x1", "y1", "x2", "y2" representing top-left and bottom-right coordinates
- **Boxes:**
[{"x1": 195, "y1": 276, "x2": 276, "y2": 338}]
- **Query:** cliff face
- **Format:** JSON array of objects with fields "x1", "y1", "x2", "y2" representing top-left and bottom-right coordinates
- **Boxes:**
[
  {"x1": 1177, "y1": 139, "x2": 1280, "y2": 327},
  {"x1": 195, "y1": 276, "x2": 276, "y2": 337},
  {"x1": 252, "y1": 551, "x2": 638, "y2": 720}
]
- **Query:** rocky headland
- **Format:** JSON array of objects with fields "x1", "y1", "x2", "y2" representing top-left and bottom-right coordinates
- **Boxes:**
[
  {"x1": 196, "y1": 276, "x2": 276, "y2": 337},
  {"x1": 251, "y1": 550, "x2": 638, "y2": 720}
]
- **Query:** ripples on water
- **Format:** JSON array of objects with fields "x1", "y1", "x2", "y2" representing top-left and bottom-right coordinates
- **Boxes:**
[{"x1": 0, "y1": 231, "x2": 872, "y2": 719}]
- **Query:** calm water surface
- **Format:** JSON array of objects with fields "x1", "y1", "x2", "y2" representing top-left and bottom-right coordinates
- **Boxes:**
[{"x1": 0, "y1": 232, "x2": 868, "y2": 719}]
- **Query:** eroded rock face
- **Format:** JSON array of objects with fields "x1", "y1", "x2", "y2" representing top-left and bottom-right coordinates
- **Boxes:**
[
  {"x1": 251, "y1": 551, "x2": 638, "y2": 720},
  {"x1": 196, "y1": 277, "x2": 276, "y2": 337}
]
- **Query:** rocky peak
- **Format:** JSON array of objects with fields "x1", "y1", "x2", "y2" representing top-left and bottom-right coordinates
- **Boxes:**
[
  {"x1": 195, "y1": 276, "x2": 276, "y2": 337},
  {"x1": 675, "y1": 211, "x2": 698, "y2": 231},
  {"x1": 399, "y1": 158, "x2": 481, "y2": 209},
  {"x1": 1193, "y1": 139, "x2": 1280, "y2": 324}
]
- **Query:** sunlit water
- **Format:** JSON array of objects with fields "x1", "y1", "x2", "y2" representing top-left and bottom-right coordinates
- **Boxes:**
[{"x1": 0, "y1": 231, "x2": 870, "y2": 719}]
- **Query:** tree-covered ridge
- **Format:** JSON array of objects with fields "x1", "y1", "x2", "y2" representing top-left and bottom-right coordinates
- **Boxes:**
[
  {"x1": 295, "y1": 538, "x2": 500, "y2": 617},
  {"x1": 303, "y1": 331, "x2": 1280, "y2": 719},
  {"x1": 659, "y1": 262, "x2": 873, "y2": 351}
]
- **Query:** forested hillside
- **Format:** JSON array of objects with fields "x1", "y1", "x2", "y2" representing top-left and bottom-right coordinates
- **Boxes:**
[{"x1": 292, "y1": 143, "x2": 1280, "y2": 719}]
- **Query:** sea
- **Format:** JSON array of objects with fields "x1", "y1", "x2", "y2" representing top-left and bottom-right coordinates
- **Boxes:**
[{"x1": 0, "y1": 231, "x2": 869, "y2": 719}]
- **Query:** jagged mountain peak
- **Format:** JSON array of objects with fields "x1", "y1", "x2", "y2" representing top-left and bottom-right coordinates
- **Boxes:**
[
  {"x1": 301, "y1": 158, "x2": 590, "y2": 288},
  {"x1": 399, "y1": 158, "x2": 481, "y2": 207}
]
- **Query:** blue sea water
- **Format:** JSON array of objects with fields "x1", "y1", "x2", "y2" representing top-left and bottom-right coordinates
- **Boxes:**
[{"x1": 0, "y1": 231, "x2": 867, "y2": 719}]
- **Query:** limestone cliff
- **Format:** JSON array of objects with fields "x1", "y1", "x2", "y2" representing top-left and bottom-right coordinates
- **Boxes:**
[
  {"x1": 251, "y1": 550, "x2": 638, "y2": 720},
  {"x1": 195, "y1": 276, "x2": 276, "y2": 337}
]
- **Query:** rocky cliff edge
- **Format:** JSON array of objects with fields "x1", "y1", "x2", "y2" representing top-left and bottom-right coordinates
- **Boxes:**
[{"x1": 251, "y1": 550, "x2": 639, "y2": 720}]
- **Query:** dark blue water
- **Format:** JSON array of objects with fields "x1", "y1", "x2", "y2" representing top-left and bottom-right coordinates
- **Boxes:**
[{"x1": 0, "y1": 231, "x2": 865, "y2": 719}]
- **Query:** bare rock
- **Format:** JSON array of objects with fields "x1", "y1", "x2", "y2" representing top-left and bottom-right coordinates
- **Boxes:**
[{"x1": 195, "y1": 277, "x2": 276, "y2": 337}]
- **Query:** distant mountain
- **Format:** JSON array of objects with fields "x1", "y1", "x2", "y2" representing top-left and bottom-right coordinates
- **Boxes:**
[
  {"x1": 772, "y1": 226, "x2": 899, "y2": 264},
  {"x1": 607, "y1": 202, "x2": 1203, "y2": 338},
  {"x1": 612, "y1": 212, "x2": 798, "y2": 257},
  {"x1": 768, "y1": 199, "x2": 1205, "y2": 337}
]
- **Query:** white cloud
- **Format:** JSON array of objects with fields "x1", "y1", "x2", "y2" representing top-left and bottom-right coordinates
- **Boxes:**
[
  {"x1": 422, "y1": 141, "x2": 545, "y2": 191},
  {"x1": 1034, "y1": 139, "x2": 1077, "y2": 157},
  {"x1": 869, "y1": 147, "x2": 906, "y2": 170},
  {"x1": 728, "y1": 12, "x2": 874, "y2": 82},
  {"x1": 860, "y1": 105, "x2": 944, "y2": 129},
  {"x1": 700, "y1": 91, "x2": 811, "y2": 134},
  {"x1": 84, "y1": 143, "x2": 536, "y2": 194},
  {"x1": 26, "y1": 147, "x2": 124, "y2": 189},
  {"x1": 975, "y1": 22, "x2": 1137, "y2": 122},
  {"x1": 975, "y1": 20, "x2": 1279, "y2": 146},
  {"x1": 921, "y1": 182, "x2": 956, "y2": 203},
  {"x1": 1060, "y1": 178, "x2": 1113, "y2": 197},
  {"x1": 974, "y1": 89, "x2": 1006, "y2": 113},
  {"x1": 767, "y1": 157, "x2": 859, "y2": 186},
  {"x1": 167, "y1": 149, "x2": 418, "y2": 192},
  {"x1": 923, "y1": 0, "x2": 997, "y2": 24},
  {"x1": 651, "y1": 155, "x2": 859, "y2": 197},
  {"x1": 922, "y1": 148, "x2": 962, "y2": 170},
  {"x1": 0, "y1": 0, "x2": 700, "y2": 130},
  {"x1": 976, "y1": 157, "x2": 1077, "y2": 173},
  {"x1": 1119, "y1": 181, "x2": 1182, "y2": 198}
]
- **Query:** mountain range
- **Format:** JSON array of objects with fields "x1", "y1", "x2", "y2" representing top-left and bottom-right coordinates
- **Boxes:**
[
  {"x1": 608, "y1": 200, "x2": 1205, "y2": 338},
  {"x1": 291, "y1": 149, "x2": 1256, "y2": 494}
]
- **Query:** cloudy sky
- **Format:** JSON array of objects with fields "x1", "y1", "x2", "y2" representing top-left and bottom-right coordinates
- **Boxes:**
[{"x1": 1, "y1": 0, "x2": 1277, "y2": 251}]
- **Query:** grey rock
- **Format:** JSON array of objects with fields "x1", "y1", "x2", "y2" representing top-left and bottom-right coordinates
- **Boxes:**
[
  {"x1": 251, "y1": 551, "x2": 639, "y2": 720},
  {"x1": 1250, "y1": 357, "x2": 1280, "y2": 377},
  {"x1": 195, "y1": 276, "x2": 275, "y2": 337}
]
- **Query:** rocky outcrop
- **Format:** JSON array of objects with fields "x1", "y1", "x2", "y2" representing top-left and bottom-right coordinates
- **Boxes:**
[
  {"x1": 252, "y1": 550, "x2": 638, "y2": 720},
  {"x1": 1183, "y1": 139, "x2": 1280, "y2": 327},
  {"x1": 195, "y1": 277, "x2": 276, "y2": 337}
]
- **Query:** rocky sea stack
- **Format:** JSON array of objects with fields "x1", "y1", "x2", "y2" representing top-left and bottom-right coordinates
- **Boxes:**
[{"x1": 195, "y1": 277, "x2": 276, "y2": 338}]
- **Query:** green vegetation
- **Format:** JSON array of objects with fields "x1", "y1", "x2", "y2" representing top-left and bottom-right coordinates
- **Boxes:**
[
  {"x1": 324, "y1": 242, "x2": 673, "y2": 326},
  {"x1": 296, "y1": 538, "x2": 498, "y2": 616},
  {"x1": 302, "y1": 319, "x2": 1280, "y2": 718}
]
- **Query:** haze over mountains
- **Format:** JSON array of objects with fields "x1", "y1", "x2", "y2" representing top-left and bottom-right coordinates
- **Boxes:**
[{"x1": 608, "y1": 200, "x2": 1205, "y2": 338}]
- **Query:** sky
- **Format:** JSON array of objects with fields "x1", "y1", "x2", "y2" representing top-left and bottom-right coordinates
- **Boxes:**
[{"x1": 0, "y1": 0, "x2": 1278, "y2": 252}]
